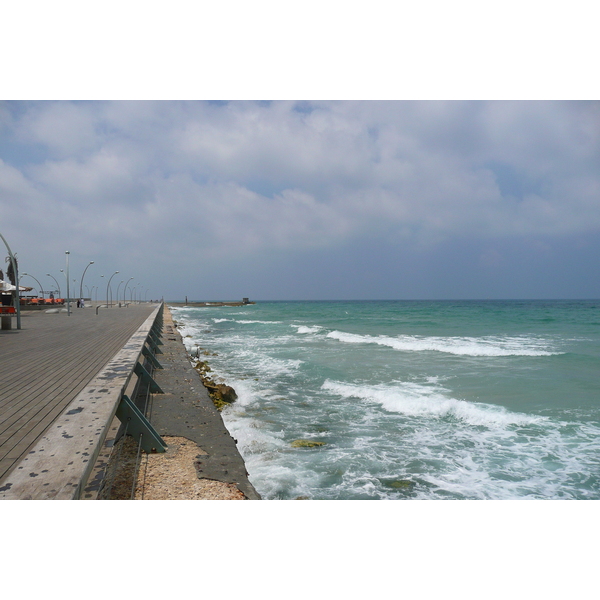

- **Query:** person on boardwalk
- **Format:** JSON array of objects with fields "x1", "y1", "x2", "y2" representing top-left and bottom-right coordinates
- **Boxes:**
[{"x1": 80, "y1": 298, "x2": 85, "y2": 308}]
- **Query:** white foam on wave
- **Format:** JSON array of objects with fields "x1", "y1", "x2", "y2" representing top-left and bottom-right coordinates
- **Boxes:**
[
  {"x1": 407, "y1": 416, "x2": 600, "y2": 499},
  {"x1": 237, "y1": 319, "x2": 282, "y2": 324},
  {"x1": 212, "y1": 318, "x2": 281, "y2": 325},
  {"x1": 321, "y1": 379, "x2": 545, "y2": 428},
  {"x1": 222, "y1": 377, "x2": 262, "y2": 407},
  {"x1": 220, "y1": 385, "x2": 314, "y2": 498},
  {"x1": 222, "y1": 404, "x2": 287, "y2": 456},
  {"x1": 293, "y1": 325, "x2": 323, "y2": 334},
  {"x1": 205, "y1": 341, "x2": 303, "y2": 384},
  {"x1": 326, "y1": 330, "x2": 561, "y2": 357},
  {"x1": 175, "y1": 322, "x2": 210, "y2": 343}
]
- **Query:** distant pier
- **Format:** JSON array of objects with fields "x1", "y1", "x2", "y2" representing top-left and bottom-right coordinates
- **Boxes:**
[{"x1": 170, "y1": 298, "x2": 256, "y2": 308}]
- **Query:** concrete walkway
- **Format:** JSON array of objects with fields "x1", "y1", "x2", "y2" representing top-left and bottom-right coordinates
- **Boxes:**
[
  {"x1": 147, "y1": 307, "x2": 260, "y2": 499},
  {"x1": 0, "y1": 303, "x2": 157, "y2": 484}
]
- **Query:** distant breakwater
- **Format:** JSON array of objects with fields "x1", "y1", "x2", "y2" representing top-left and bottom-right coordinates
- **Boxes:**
[{"x1": 169, "y1": 301, "x2": 256, "y2": 308}]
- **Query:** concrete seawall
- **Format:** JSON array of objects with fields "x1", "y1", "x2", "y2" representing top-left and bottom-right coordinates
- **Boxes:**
[{"x1": 105, "y1": 306, "x2": 260, "y2": 500}]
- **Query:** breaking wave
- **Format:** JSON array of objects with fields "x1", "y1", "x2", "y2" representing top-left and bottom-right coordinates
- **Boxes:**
[
  {"x1": 321, "y1": 379, "x2": 545, "y2": 428},
  {"x1": 326, "y1": 330, "x2": 562, "y2": 357}
]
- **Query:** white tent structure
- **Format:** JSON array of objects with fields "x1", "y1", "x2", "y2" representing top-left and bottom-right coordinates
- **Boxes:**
[{"x1": 0, "y1": 279, "x2": 33, "y2": 293}]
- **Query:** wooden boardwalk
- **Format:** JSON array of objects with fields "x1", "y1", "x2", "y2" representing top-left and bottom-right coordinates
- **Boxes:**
[{"x1": 0, "y1": 303, "x2": 158, "y2": 485}]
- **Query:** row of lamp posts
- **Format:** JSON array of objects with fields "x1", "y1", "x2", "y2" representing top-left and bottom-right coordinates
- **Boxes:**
[{"x1": 1, "y1": 237, "x2": 149, "y2": 328}]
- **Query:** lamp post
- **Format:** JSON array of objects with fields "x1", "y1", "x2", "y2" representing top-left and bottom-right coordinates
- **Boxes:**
[
  {"x1": 116, "y1": 280, "x2": 124, "y2": 307},
  {"x1": 21, "y1": 273, "x2": 45, "y2": 298},
  {"x1": 65, "y1": 251, "x2": 71, "y2": 316},
  {"x1": 46, "y1": 274, "x2": 61, "y2": 298},
  {"x1": 131, "y1": 287, "x2": 137, "y2": 304},
  {"x1": 106, "y1": 271, "x2": 119, "y2": 307},
  {"x1": 79, "y1": 261, "x2": 94, "y2": 300},
  {"x1": 123, "y1": 277, "x2": 134, "y2": 307},
  {"x1": 60, "y1": 269, "x2": 69, "y2": 312},
  {"x1": 0, "y1": 231, "x2": 21, "y2": 329}
]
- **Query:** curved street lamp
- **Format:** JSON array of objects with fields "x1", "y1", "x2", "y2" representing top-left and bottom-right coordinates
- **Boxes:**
[
  {"x1": 106, "y1": 271, "x2": 119, "y2": 307},
  {"x1": 116, "y1": 280, "x2": 124, "y2": 307},
  {"x1": 123, "y1": 277, "x2": 134, "y2": 307},
  {"x1": 46, "y1": 273, "x2": 61, "y2": 298},
  {"x1": 21, "y1": 273, "x2": 45, "y2": 298},
  {"x1": 79, "y1": 261, "x2": 94, "y2": 300},
  {"x1": 65, "y1": 251, "x2": 71, "y2": 316},
  {"x1": 0, "y1": 231, "x2": 21, "y2": 329}
]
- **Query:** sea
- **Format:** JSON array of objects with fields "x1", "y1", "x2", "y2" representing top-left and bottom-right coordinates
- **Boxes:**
[{"x1": 168, "y1": 300, "x2": 600, "y2": 500}]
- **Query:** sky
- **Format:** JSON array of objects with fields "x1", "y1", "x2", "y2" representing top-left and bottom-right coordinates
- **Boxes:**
[
  {"x1": 1, "y1": 99, "x2": 599, "y2": 301},
  {"x1": 1, "y1": 3, "x2": 598, "y2": 302}
]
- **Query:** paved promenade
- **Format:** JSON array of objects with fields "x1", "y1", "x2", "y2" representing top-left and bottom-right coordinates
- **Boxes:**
[{"x1": 0, "y1": 303, "x2": 157, "y2": 484}]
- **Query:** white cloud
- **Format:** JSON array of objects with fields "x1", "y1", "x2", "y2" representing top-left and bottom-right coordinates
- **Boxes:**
[{"x1": 16, "y1": 101, "x2": 101, "y2": 158}]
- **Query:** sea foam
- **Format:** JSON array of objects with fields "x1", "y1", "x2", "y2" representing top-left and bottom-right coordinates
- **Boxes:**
[
  {"x1": 293, "y1": 325, "x2": 323, "y2": 334},
  {"x1": 326, "y1": 330, "x2": 561, "y2": 356},
  {"x1": 321, "y1": 379, "x2": 545, "y2": 428}
]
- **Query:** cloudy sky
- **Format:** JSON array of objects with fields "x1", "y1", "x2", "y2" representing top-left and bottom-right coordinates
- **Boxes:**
[
  {"x1": 1, "y1": 99, "x2": 599, "y2": 300},
  {"x1": 1, "y1": 2, "x2": 598, "y2": 301}
]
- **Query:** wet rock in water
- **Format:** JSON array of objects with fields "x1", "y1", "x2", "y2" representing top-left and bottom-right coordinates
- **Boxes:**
[
  {"x1": 385, "y1": 479, "x2": 415, "y2": 490},
  {"x1": 201, "y1": 377, "x2": 237, "y2": 411},
  {"x1": 217, "y1": 384, "x2": 237, "y2": 404},
  {"x1": 291, "y1": 439, "x2": 326, "y2": 448}
]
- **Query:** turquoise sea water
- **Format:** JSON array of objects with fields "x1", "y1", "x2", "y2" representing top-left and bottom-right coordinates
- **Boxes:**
[{"x1": 169, "y1": 300, "x2": 600, "y2": 500}]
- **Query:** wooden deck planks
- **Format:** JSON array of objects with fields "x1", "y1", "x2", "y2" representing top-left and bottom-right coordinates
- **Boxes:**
[
  {"x1": 0, "y1": 304, "x2": 158, "y2": 483},
  {"x1": 0, "y1": 306, "x2": 162, "y2": 499},
  {"x1": 1, "y1": 340, "x2": 109, "y2": 419}
]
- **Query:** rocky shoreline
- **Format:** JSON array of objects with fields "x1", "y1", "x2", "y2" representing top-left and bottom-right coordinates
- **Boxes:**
[{"x1": 191, "y1": 355, "x2": 239, "y2": 411}]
